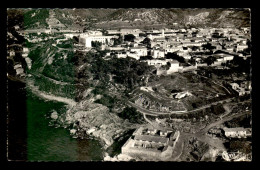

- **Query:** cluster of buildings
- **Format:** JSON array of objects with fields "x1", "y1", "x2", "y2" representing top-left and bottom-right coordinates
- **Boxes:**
[
  {"x1": 223, "y1": 127, "x2": 251, "y2": 138},
  {"x1": 10, "y1": 23, "x2": 251, "y2": 82},
  {"x1": 208, "y1": 127, "x2": 252, "y2": 139},
  {"x1": 69, "y1": 27, "x2": 250, "y2": 75},
  {"x1": 121, "y1": 127, "x2": 180, "y2": 159},
  {"x1": 20, "y1": 26, "x2": 250, "y2": 75},
  {"x1": 8, "y1": 47, "x2": 31, "y2": 77},
  {"x1": 229, "y1": 81, "x2": 251, "y2": 96}
]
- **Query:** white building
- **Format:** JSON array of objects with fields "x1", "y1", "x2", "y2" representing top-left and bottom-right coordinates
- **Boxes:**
[
  {"x1": 107, "y1": 29, "x2": 120, "y2": 35},
  {"x1": 183, "y1": 54, "x2": 192, "y2": 60},
  {"x1": 107, "y1": 46, "x2": 126, "y2": 51},
  {"x1": 146, "y1": 59, "x2": 167, "y2": 67},
  {"x1": 214, "y1": 53, "x2": 234, "y2": 61},
  {"x1": 182, "y1": 42, "x2": 202, "y2": 47},
  {"x1": 81, "y1": 30, "x2": 103, "y2": 36},
  {"x1": 223, "y1": 127, "x2": 250, "y2": 138},
  {"x1": 23, "y1": 47, "x2": 29, "y2": 53},
  {"x1": 147, "y1": 33, "x2": 165, "y2": 40},
  {"x1": 64, "y1": 33, "x2": 80, "y2": 39},
  {"x1": 120, "y1": 29, "x2": 142, "y2": 37},
  {"x1": 236, "y1": 44, "x2": 248, "y2": 52},
  {"x1": 164, "y1": 47, "x2": 182, "y2": 54},
  {"x1": 152, "y1": 49, "x2": 165, "y2": 58},
  {"x1": 116, "y1": 52, "x2": 127, "y2": 58},
  {"x1": 130, "y1": 47, "x2": 148, "y2": 57},
  {"x1": 127, "y1": 51, "x2": 140, "y2": 60},
  {"x1": 10, "y1": 50, "x2": 15, "y2": 57},
  {"x1": 79, "y1": 35, "x2": 118, "y2": 47},
  {"x1": 167, "y1": 60, "x2": 181, "y2": 74}
]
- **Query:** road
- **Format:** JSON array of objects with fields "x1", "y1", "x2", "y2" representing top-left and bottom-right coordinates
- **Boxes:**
[
  {"x1": 172, "y1": 106, "x2": 249, "y2": 160},
  {"x1": 198, "y1": 111, "x2": 249, "y2": 135},
  {"x1": 142, "y1": 99, "x2": 250, "y2": 161},
  {"x1": 127, "y1": 97, "x2": 235, "y2": 116}
]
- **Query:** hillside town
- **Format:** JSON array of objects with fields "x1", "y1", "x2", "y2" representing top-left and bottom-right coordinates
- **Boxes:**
[
  {"x1": 7, "y1": 8, "x2": 252, "y2": 162},
  {"x1": 11, "y1": 25, "x2": 251, "y2": 95}
]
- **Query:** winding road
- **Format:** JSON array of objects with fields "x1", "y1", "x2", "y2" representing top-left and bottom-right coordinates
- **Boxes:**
[
  {"x1": 127, "y1": 97, "x2": 235, "y2": 116},
  {"x1": 139, "y1": 98, "x2": 250, "y2": 161}
]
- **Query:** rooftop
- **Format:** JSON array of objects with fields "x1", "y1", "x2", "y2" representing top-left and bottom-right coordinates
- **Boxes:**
[
  {"x1": 223, "y1": 127, "x2": 247, "y2": 132},
  {"x1": 134, "y1": 134, "x2": 169, "y2": 144}
]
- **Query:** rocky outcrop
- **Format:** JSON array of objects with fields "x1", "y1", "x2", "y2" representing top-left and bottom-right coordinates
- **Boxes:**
[
  {"x1": 200, "y1": 146, "x2": 221, "y2": 161},
  {"x1": 52, "y1": 99, "x2": 135, "y2": 149},
  {"x1": 103, "y1": 153, "x2": 135, "y2": 161},
  {"x1": 50, "y1": 110, "x2": 58, "y2": 120}
]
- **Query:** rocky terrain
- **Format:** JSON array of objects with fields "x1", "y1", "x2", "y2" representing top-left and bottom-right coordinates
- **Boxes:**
[
  {"x1": 48, "y1": 98, "x2": 140, "y2": 149},
  {"x1": 26, "y1": 75, "x2": 141, "y2": 150}
]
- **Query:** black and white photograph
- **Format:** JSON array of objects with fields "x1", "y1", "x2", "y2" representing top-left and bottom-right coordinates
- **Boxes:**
[{"x1": 6, "y1": 8, "x2": 252, "y2": 162}]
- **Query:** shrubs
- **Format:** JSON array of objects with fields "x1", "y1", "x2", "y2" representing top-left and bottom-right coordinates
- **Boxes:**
[
  {"x1": 226, "y1": 139, "x2": 251, "y2": 154},
  {"x1": 95, "y1": 94, "x2": 117, "y2": 109},
  {"x1": 56, "y1": 40, "x2": 73, "y2": 48}
]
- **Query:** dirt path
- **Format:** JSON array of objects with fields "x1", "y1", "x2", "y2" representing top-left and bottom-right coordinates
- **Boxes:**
[
  {"x1": 198, "y1": 111, "x2": 247, "y2": 135},
  {"x1": 171, "y1": 134, "x2": 186, "y2": 161}
]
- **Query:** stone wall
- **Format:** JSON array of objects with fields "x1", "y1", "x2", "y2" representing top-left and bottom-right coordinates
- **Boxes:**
[{"x1": 122, "y1": 146, "x2": 162, "y2": 158}]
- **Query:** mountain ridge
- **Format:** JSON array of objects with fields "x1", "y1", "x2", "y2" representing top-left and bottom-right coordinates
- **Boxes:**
[{"x1": 7, "y1": 8, "x2": 250, "y2": 30}]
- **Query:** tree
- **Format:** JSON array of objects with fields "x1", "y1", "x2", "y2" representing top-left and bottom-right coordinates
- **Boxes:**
[
  {"x1": 124, "y1": 34, "x2": 135, "y2": 42},
  {"x1": 204, "y1": 56, "x2": 216, "y2": 66},
  {"x1": 91, "y1": 41, "x2": 102, "y2": 49},
  {"x1": 210, "y1": 104, "x2": 225, "y2": 115},
  {"x1": 202, "y1": 43, "x2": 216, "y2": 51},
  {"x1": 188, "y1": 57, "x2": 196, "y2": 65},
  {"x1": 140, "y1": 55, "x2": 153, "y2": 60},
  {"x1": 118, "y1": 106, "x2": 143, "y2": 123},
  {"x1": 112, "y1": 35, "x2": 123, "y2": 46},
  {"x1": 192, "y1": 46, "x2": 199, "y2": 51},
  {"x1": 72, "y1": 36, "x2": 79, "y2": 43},
  {"x1": 141, "y1": 37, "x2": 151, "y2": 48},
  {"x1": 95, "y1": 94, "x2": 116, "y2": 109}
]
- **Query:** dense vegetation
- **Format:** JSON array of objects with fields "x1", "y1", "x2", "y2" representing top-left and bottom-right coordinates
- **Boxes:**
[
  {"x1": 204, "y1": 56, "x2": 217, "y2": 66},
  {"x1": 224, "y1": 114, "x2": 251, "y2": 128},
  {"x1": 210, "y1": 103, "x2": 225, "y2": 115},
  {"x1": 117, "y1": 107, "x2": 143, "y2": 123},
  {"x1": 124, "y1": 34, "x2": 135, "y2": 42},
  {"x1": 89, "y1": 54, "x2": 153, "y2": 90},
  {"x1": 23, "y1": 9, "x2": 50, "y2": 29},
  {"x1": 112, "y1": 35, "x2": 123, "y2": 46},
  {"x1": 33, "y1": 75, "x2": 76, "y2": 99},
  {"x1": 28, "y1": 39, "x2": 75, "y2": 83}
]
